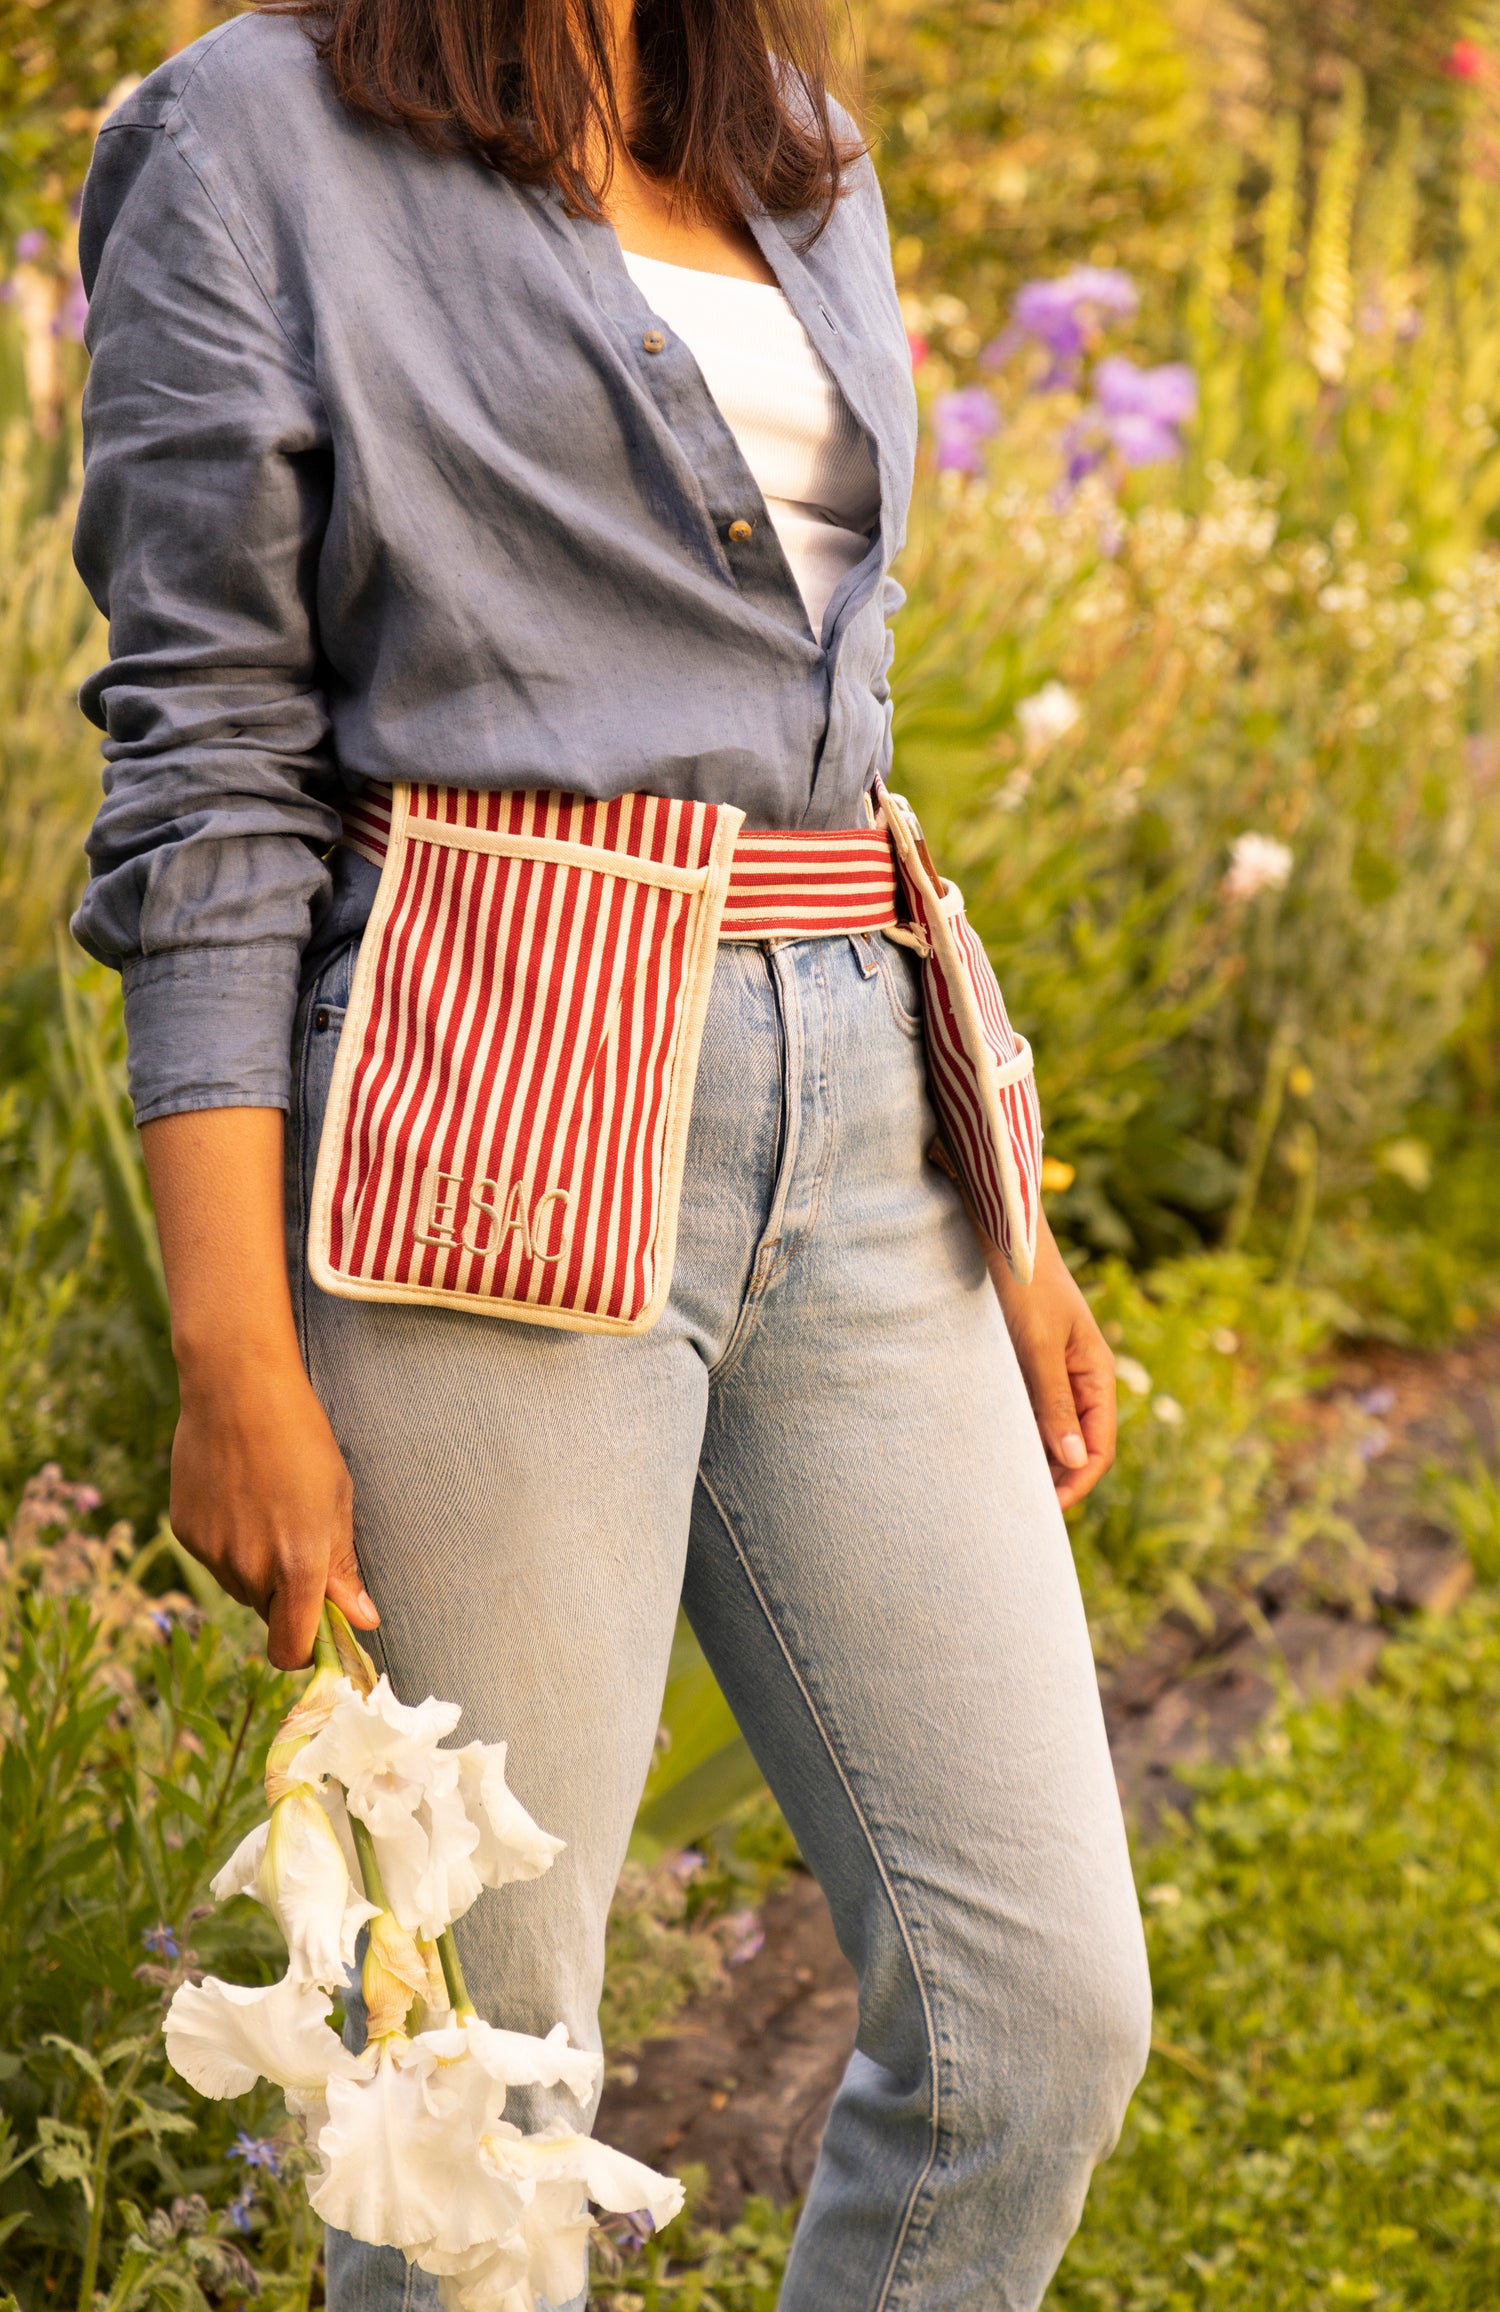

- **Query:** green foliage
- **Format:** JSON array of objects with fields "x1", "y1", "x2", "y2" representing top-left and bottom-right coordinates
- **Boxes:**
[
  {"x1": 0, "y1": 402, "x2": 173, "y2": 1529},
  {"x1": 0, "y1": 0, "x2": 233, "y2": 249},
  {"x1": 863, "y1": 0, "x2": 1214, "y2": 351},
  {"x1": 1072, "y1": 1254, "x2": 1358, "y2": 1657},
  {"x1": 892, "y1": 452, "x2": 1500, "y2": 1264},
  {"x1": 0, "y1": 1468, "x2": 314, "y2": 2312},
  {"x1": 1180, "y1": 76, "x2": 1500, "y2": 562},
  {"x1": 1241, "y1": 0, "x2": 1469, "y2": 142},
  {"x1": 595, "y1": 2168, "x2": 797, "y2": 2310},
  {"x1": 0, "y1": 419, "x2": 103, "y2": 983},
  {"x1": 601, "y1": 1857, "x2": 728, "y2": 2057},
  {"x1": 0, "y1": 957, "x2": 175, "y2": 1530},
  {"x1": 1054, "y1": 1594, "x2": 1500, "y2": 2307}
]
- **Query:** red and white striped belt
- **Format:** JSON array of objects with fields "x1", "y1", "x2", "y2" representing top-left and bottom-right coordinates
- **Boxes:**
[
  {"x1": 339, "y1": 783, "x2": 906, "y2": 943},
  {"x1": 308, "y1": 778, "x2": 1042, "y2": 1339}
]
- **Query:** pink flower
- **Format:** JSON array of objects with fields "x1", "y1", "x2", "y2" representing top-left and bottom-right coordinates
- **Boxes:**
[
  {"x1": 906, "y1": 330, "x2": 929, "y2": 371},
  {"x1": 1447, "y1": 39, "x2": 1488, "y2": 80}
]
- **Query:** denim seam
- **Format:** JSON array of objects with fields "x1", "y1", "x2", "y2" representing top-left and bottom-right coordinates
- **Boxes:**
[
  {"x1": 754, "y1": 941, "x2": 838, "y2": 1300},
  {"x1": 871, "y1": 933, "x2": 924, "y2": 1041},
  {"x1": 706, "y1": 949, "x2": 807, "y2": 1385},
  {"x1": 693, "y1": 1467, "x2": 943, "y2": 2312}
]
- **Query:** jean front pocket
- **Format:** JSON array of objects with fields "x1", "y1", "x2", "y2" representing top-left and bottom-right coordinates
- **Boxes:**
[{"x1": 870, "y1": 931, "x2": 925, "y2": 1040}]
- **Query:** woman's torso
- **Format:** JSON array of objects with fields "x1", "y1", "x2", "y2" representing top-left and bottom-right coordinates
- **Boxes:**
[
  {"x1": 75, "y1": 12, "x2": 918, "y2": 837},
  {"x1": 618, "y1": 248, "x2": 881, "y2": 640}
]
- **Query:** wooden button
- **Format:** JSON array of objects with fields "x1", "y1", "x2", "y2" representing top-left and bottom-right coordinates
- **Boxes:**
[
  {"x1": 727, "y1": 518, "x2": 754, "y2": 543},
  {"x1": 642, "y1": 329, "x2": 666, "y2": 353}
]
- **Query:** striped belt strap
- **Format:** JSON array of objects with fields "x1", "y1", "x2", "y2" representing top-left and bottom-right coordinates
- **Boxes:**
[{"x1": 338, "y1": 785, "x2": 903, "y2": 942}]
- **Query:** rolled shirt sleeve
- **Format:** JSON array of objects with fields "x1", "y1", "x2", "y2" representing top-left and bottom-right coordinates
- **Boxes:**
[{"x1": 71, "y1": 108, "x2": 339, "y2": 1123}]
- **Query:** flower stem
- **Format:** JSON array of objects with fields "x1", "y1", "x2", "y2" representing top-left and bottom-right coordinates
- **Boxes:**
[
  {"x1": 348, "y1": 1814, "x2": 389, "y2": 1911},
  {"x1": 438, "y1": 1930, "x2": 476, "y2": 2022},
  {"x1": 313, "y1": 1606, "x2": 341, "y2": 1676}
]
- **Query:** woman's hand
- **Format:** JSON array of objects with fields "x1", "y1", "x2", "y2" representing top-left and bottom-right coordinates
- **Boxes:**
[
  {"x1": 171, "y1": 1351, "x2": 374, "y2": 1670},
  {"x1": 985, "y1": 1215, "x2": 1117, "y2": 1510},
  {"x1": 142, "y1": 1107, "x2": 380, "y2": 1670}
]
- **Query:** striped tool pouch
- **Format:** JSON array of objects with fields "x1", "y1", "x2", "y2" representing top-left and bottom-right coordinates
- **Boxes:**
[
  {"x1": 308, "y1": 783, "x2": 743, "y2": 1334},
  {"x1": 874, "y1": 774, "x2": 1044, "y2": 1285}
]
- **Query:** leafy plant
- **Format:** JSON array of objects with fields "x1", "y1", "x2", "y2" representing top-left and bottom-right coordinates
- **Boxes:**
[
  {"x1": 0, "y1": 1467, "x2": 292, "y2": 2312},
  {"x1": 1056, "y1": 1594, "x2": 1500, "y2": 2308},
  {"x1": 594, "y1": 2167, "x2": 797, "y2": 2311}
]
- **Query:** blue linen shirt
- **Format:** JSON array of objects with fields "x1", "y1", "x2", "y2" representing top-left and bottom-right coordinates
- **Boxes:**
[{"x1": 69, "y1": 12, "x2": 918, "y2": 1124}]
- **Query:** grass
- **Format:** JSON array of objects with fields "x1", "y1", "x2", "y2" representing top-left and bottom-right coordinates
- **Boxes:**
[
  {"x1": 603, "y1": 1593, "x2": 1500, "y2": 2309},
  {"x1": 1056, "y1": 1595, "x2": 1500, "y2": 2308}
]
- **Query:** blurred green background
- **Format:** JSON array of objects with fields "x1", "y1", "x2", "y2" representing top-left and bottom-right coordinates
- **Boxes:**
[{"x1": 8, "y1": 1, "x2": 1500, "y2": 2306}]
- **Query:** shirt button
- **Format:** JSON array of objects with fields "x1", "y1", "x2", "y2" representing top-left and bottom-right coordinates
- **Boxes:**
[
  {"x1": 728, "y1": 519, "x2": 754, "y2": 543},
  {"x1": 642, "y1": 329, "x2": 666, "y2": 353}
]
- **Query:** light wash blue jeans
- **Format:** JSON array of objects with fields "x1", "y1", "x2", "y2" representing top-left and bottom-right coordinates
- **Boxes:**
[{"x1": 287, "y1": 929, "x2": 1150, "y2": 2312}]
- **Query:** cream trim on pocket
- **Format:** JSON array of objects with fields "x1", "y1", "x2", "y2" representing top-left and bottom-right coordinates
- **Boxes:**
[{"x1": 308, "y1": 785, "x2": 743, "y2": 1334}]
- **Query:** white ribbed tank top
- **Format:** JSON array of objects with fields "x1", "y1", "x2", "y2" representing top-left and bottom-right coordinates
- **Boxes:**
[{"x1": 621, "y1": 248, "x2": 880, "y2": 635}]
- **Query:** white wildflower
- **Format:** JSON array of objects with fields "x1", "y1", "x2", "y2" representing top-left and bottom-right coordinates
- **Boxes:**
[
  {"x1": 1152, "y1": 1395, "x2": 1186, "y2": 1427},
  {"x1": 164, "y1": 1972, "x2": 368, "y2": 2113},
  {"x1": 1221, "y1": 832, "x2": 1293, "y2": 903},
  {"x1": 1015, "y1": 681, "x2": 1082, "y2": 755},
  {"x1": 1113, "y1": 1355, "x2": 1152, "y2": 1396}
]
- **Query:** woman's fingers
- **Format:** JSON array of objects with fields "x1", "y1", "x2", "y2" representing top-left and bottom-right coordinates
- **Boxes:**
[
  {"x1": 266, "y1": 1557, "x2": 331, "y2": 1672},
  {"x1": 1033, "y1": 1357, "x2": 1090, "y2": 1473},
  {"x1": 325, "y1": 1518, "x2": 381, "y2": 1633},
  {"x1": 987, "y1": 1215, "x2": 1119, "y2": 1510}
]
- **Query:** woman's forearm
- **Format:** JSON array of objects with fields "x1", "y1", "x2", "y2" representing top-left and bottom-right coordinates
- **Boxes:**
[
  {"x1": 142, "y1": 1107, "x2": 303, "y2": 1378},
  {"x1": 141, "y1": 1106, "x2": 379, "y2": 1667}
]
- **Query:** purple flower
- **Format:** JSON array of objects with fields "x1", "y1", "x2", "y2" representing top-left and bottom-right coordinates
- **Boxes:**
[
  {"x1": 142, "y1": 1924, "x2": 180, "y2": 1960},
  {"x1": 986, "y1": 268, "x2": 1139, "y2": 384},
  {"x1": 231, "y1": 2133, "x2": 281, "y2": 2173},
  {"x1": 1091, "y1": 357, "x2": 1198, "y2": 467},
  {"x1": 668, "y1": 1849, "x2": 705, "y2": 1882},
  {"x1": 14, "y1": 229, "x2": 48, "y2": 263},
  {"x1": 226, "y1": 2187, "x2": 256, "y2": 2235},
  {"x1": 1358, "y1": 1385, "x2": 1397, "y2": 1418},
  {"x1": 1093, "y1": 356, "x2": 1198, "y2": 427},
  {"x1": 931, "y1": 385, "x2": 999, "y2": 475},
  {"x1": 722, "y1": 1909, "x2": 766, "y2": 1966}
]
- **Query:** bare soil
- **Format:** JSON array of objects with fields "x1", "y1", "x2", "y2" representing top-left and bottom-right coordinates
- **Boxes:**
[{"x1": 599, "y1": 1324, "x2": 1500, "y2": 2225}]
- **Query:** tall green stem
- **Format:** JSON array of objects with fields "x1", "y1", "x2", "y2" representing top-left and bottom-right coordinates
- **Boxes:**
[
  {"x1": 438, "y1": 1931, "x2": 476, "y2": 2022},
  {"x1": 349, "y1": 1815, "x2": 388, "y2": 1912},
  {"x1": 76, "y1": 2043, "x2": 150, "y2": 2312},
  {"x1": 1225, "y1": 1019, "x2": 1296, "y2": 1251}
]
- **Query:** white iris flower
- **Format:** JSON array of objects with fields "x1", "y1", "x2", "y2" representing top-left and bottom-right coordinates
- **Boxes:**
[
  {"x1": 166, "y1": 1617, "x2": 679, "y2": 2305},
  {"x1": 213, "y1": 1787, "x2": 379, "y2": 1987},
  {"x1": 164, "y1": 1973, "x2": 368, "y2": 2112},
  {"x1": 290, "y1": 1679, "x2": 563, "y2": 1941}
]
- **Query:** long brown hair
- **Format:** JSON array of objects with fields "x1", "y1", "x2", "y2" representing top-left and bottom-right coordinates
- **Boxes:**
[{"x1": 270, "y1": 0, "x2": 861, "y2": 233}]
